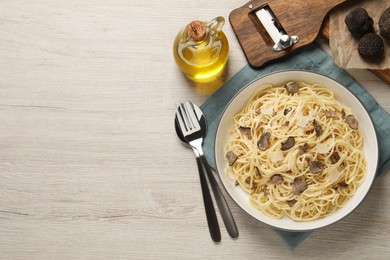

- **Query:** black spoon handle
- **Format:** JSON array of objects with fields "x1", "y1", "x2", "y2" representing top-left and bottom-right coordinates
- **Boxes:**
[
  {"x1": 200, "y1": 155, "x2": 239, "y2": 238},
  {"x1": 195, "y1": 154, "x2": 221, "y2": 242}
]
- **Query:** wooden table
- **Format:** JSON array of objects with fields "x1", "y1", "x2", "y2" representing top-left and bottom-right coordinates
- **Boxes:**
[{"x1": 1, "y1": 1, "x2": 389, "y2": 259}]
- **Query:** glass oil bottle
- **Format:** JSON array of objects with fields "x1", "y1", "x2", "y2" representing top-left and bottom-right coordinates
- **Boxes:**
[{"x1": 173, "y1": 16, "x2": 229, "y2": 83}]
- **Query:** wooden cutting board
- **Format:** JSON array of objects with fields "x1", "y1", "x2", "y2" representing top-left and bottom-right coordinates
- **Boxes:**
[
  {"x1": 230, "y1": 0, "x2": 390, "y2": 85},
  {"x1": 229, "y1": 0, "x2": 347, "y2": 68}
]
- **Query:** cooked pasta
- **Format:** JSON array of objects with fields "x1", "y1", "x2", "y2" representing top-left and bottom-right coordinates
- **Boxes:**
[{"x1": 225, "y1": 81, "x2": 367, "y2": 221}]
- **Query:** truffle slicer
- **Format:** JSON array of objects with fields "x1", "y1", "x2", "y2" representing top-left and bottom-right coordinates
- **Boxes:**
[{"x1": 229, "y1": 0, "x2": 347, "y2": 69}]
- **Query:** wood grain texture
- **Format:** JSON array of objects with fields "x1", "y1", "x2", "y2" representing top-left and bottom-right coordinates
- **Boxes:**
[
  {"x1": 0, "y1": 1, "x2": 389, "y2": 259},
  {"x1": 229, "y1": 0, "x2": 346, "y2": 68}
]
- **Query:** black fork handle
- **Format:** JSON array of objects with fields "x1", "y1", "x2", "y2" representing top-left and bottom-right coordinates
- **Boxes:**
[
  {"x1": 200, "y1": 155, "x2": 239, "y2": 239},
  {"x1": 195, "y1": 155, "x2": 221, "y2": 242}
]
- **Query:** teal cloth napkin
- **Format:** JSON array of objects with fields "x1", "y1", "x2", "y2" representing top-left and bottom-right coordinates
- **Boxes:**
[{"x1": 200, "y1": 44, "x2": 390, "y2": 249}]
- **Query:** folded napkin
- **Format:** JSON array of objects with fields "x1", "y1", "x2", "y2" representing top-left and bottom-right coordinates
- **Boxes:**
[{"x1": 200, "y1": 44, "x2": 390, "y2": 249}]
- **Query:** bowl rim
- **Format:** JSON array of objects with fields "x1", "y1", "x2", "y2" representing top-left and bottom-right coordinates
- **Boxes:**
[{"x1": 213, "y1": 69, "x2": 379, "y2": 232}]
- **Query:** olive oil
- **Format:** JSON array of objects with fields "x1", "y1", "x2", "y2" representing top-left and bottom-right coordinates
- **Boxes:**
[{"x1": 173, "y1": 17, "x2": 229, "y2": 83}]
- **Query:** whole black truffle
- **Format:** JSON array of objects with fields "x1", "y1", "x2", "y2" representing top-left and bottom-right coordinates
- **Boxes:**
[
  {"x1": 380, "y1": 19, "x2": 390, "y2": 40},
  {"x1": 345, "y1": 8, "x2": 373, "y2": 37},
  {"x1": 379, "y1": 7, "x2": 390, "y2": 28},
  {"x1": 358, "y1": 33, "x2": 384, "y2": 61}
]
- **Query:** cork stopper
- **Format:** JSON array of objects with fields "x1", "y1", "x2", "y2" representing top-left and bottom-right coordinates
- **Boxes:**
[{"x1": 187, "y1": 20, "x2": 206, "y2": 42}]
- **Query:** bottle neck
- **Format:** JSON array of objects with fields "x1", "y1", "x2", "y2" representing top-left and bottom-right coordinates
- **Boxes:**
[{"x1": 180, "y1": 27, "x2": 211, "y2": 49}]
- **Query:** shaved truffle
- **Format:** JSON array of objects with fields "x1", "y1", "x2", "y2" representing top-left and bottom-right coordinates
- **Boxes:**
[
  {"x1": 281, "y1": 136, "x2": 295, "y2": 151},
  {"x1": 358, "y1": 33, "x2": 384, "y2": 61},
  {"x1": 339, "y1": 182, "x2": 349, "y2": 189},
  {"x1": 345, "y1": 8, "x2": 373, "y2": 37},
  {"x1": 341, "y1": 109, "x2": 346, "y2": 119},
  {"x1": 226, "y1": 151, "x2": 238, "y2": 166},
  {"x1": 261, "y1": 188, "x2": 269, "y2": 196},
  {"x1": 288, "y1": 199, "x2": 297, "y2": 207},
  {"x1": 299, "y1": 143, "x2": 310, "y2": 155},
  {"x1": 325, "y1": 109, "x2": 336, "y2": 118},
  {"x1": 309, "y1": 160, "x2": 324, "y2": 174},
  {"x1": 270, "y1": 174, "x2": 284, "y2": 184},
  {"x1": 284, "y1": 107, "x2": 292, "y2": 115},
  {"x1": 313, "y1": 120, "x2": 323, "y2": 137},
  {"x1": 346, "y1": 114, "x2": 359, "y2": 130},
  {"x1": 258, "y1": 132, "x2": 271, "y2": 151},
  {"x1": 284, "y1": 82, "x2": 299, "y2": 94},
  {"x1": 292, "y1": 178, "x2": 308, "y2": 195},
  {"x1": 330, "y1": 151, "x2": 340, "y2": 164},
  {"x1": 238, "y1": 126, "x2": 251, "y2": 136}
]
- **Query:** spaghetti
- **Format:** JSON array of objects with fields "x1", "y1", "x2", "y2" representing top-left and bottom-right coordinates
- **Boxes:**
[{"x1": 225, "y1": 81, "x2": 367, "y2": 221}]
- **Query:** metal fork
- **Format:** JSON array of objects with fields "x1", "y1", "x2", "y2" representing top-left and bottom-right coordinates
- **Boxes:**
[{"x1": 176, "y1": 101, "x2": 238, "y2": 240}]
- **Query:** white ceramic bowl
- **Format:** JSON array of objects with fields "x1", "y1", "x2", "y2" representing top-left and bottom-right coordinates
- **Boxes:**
[{"x1": 214, "y1": 70, "x2": 378, "y2": 231}]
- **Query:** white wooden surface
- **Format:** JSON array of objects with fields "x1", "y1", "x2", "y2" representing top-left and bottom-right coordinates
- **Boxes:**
[{"x1": 0, "y1": 1, "x2": 389, "y2": 259}]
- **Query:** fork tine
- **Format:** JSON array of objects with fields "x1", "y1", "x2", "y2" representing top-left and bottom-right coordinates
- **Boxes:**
[
  {"x1": 176, "y1": 103, "x2": 188, "y2": 134},
  {"x1": 183, "y1": 101, "x2": 200, "y2": 130},
  {"x1": 179, "y1": 102, "x2": 194, "y2": 131}
]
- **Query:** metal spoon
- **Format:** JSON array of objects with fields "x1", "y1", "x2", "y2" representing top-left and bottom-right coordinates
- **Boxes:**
[
  {"x1": 175, "y1": 103, "x2": 239, "y2": 239},
  {"x1": 175, "y1": 105, "x2": 221, "y2": 242}
]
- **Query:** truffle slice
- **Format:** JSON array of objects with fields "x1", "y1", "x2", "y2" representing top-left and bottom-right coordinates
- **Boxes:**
[
  {"x1": 257, "y1": 132, "x2": 271, "y2": 151},
  {"x1": 284, "y1": 107, "x2": 292, "y2": 115},
  {"x1": 270, "y1": 174, "x2": 284, "y2": 184},
  {"x1": 330, "y1": 152, "x2": 340, "y2": 164},
  {"x1": 339, "y1": 181, "x2": 349, "y2": 189},
  {"x1": 358, "y1": 33, "x2": 384, "y2": 61},
  {"x1": 309, "y1": 160, "x2": 324, "y2": 174},
  {"x1": 226, "y1": 151, "x2": 238, "y2": 166},
  {"x1": 238, "y1": 126, "x2": 251, "y2": 136},
  {"x1": 288, "y1": 199, "x2": 297, "y2": 207},
  {"x1": 346, "y1": 114, "x2": 359, "y2": 130},
  {"x1": 292, "y1": 178, "x2": 308, "y2": 195},
  {"x1": 313, "y1": 120, "x2": 323, "y2": 137},
  {"x1": 284, "y1": 82, "x2": 299, "y2": 94},
  {"x1": 345, "y1": 8, "x2": 373, "y2": 37},
  {"x1": 299, "y1": 143, "x2": 310, "y2": 155},
  {"x1": 325, "y1": 109, "x2": 336, "y2": 118},
  {"x1": 281, "y1": 136, "x2": 295, "y2": 151}
]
